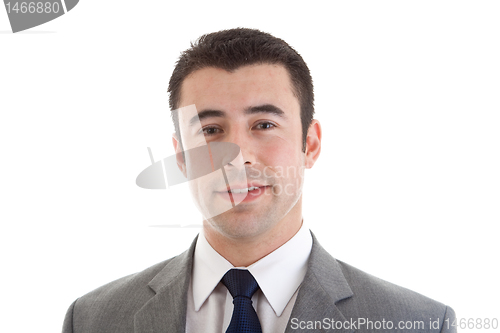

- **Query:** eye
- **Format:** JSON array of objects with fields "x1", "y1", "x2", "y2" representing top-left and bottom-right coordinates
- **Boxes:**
[
  {"x1": 254, "y1": 121, "x2": 277, "y2": 130},
  {"x1": 201, "y1": 126, "x2": 223, "y2": 136}
]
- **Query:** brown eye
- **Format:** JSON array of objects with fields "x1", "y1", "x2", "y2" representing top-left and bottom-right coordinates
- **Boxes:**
[
  {"x1": 202, "y1": 127, "x2": 222, "y2": 136},
  {"x1": 255, "y1": 122, "x2": 276, "y2": 130}
]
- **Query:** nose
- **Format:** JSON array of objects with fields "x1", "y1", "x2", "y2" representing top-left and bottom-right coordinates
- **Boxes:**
[{"x1": 225, "y1": 127, "x2": 257, "y2": 167}]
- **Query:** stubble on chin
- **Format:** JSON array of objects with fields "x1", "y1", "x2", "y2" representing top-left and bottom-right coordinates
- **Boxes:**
[
  {"x1": 204, "y1": 210, "x2": 267, "y2": 240},
  {"x1": 200, "y1": 160, "x2": 306, "y2": 241},
  {"x1": 204, "y1": 191, "x2": 297, "y2": 243}
]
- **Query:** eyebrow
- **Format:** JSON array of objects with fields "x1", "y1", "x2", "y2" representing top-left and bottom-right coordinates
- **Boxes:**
[
  {"x1": 245, "y1": 104, "x2": 286, "y2": 118},
  {"x1": 189, "y1": 110, "x2": 224, "y2": 126},
  {"x1": 188, "y1": 104, "x2": 286, "y2": 127}
]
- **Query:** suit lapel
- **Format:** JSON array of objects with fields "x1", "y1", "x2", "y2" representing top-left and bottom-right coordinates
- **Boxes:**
[
  {"x1": 133, "y1": 232, "x2": 353, "y2": 333},
  {"x1": 285, "y1": 232, "x2": 355, "y2": 333},
  {"x1": 134, "y1": 236, "x2": 197, "y2": 333}
]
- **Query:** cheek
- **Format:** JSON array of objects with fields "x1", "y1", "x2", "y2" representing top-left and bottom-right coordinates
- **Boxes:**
[{"x1": 259, "y1": 136, "x2": 302, "y2": 167}]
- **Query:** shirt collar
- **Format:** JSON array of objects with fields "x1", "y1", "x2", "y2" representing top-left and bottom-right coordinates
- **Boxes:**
[{"x1": 192, "y1": 221, "x2": 312, "y2": 316}]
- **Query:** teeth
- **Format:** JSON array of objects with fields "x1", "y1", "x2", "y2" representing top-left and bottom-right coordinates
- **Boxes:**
[{"x1": 229, "y1": 186, "x2": 259, "y2": 194}]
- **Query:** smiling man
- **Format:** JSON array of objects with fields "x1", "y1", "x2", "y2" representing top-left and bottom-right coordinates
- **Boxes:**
[
  {"x1": 175, "y1": 64, "x2": 316, "y2": 269},
  {"x1": 63, "y1": 28, "x2": 456, "y2": 333}
]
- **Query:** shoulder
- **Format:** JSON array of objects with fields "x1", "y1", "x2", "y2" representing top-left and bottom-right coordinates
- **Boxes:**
[
  {"x1": 335, "y1": 259, "x2": 455, "y2": 330},
  {"x1": 63, "y1": 237, "x2": 197, "y2": 333},
  {"x1": 308, "y1": 232, "x2": 455, "y2": 330},
  {"x1": 64, "y1": 257, "x2": 175, "y2": 333},
  {"x1": 78, "y1": 257, "x2": 173, "y2": 306}
]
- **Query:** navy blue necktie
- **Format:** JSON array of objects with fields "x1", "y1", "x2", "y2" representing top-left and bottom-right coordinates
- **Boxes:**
[{"x1": 221, "y1": 269, "x2": 263, "y2": 333}]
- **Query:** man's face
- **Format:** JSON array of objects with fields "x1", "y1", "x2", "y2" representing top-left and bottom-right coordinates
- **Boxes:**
[{"x1": 174, "y1": 64, "x2": 310, "y2": 240}]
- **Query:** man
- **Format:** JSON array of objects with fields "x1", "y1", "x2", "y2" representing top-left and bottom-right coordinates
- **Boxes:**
[{"x1": 63, "y1": 28, "x2": 456, "y2": 332}]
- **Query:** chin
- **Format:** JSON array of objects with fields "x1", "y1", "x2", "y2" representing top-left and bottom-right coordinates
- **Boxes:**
[{"x1": 206, "y1": 211, "x2": 275, "y2": 240}]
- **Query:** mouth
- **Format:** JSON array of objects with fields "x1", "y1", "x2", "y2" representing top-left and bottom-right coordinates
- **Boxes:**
[
  {"x1": 228, "y1": 186, "x2": 261, "y2": 194},
  {"x1": 216, "y1": 184, "x2": 271, "y2": 203},
  {"x1": 216, "y1": 183, "x2": 269, "y2": 193}
]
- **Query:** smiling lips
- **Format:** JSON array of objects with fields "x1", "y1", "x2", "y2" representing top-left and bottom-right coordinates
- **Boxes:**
[
  {"x1": 216, "y1": 184, "x2": 271, "y2": 204},
  {"x1": 217, "y1": 184, "x2": 269, "y2": 193},
  {"x1": 228, "y1": 186, "x2": 260, "y2": 194}
]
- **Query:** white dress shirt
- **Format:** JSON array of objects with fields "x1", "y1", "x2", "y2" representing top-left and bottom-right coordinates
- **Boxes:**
[{"x1": 186, "y1": 222, "x2": 313, "y2": 333}]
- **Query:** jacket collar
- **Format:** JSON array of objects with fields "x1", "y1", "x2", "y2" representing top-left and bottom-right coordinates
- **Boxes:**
[
  {"x1": 134, "y1": 236, "x2": 198, "y2": 333},
  {"x1": 284, "y1": 232, "x2": 354, "y2": 333},
  {"x1": 134, "y1": 231, "x2": 354, "y2": 333}
]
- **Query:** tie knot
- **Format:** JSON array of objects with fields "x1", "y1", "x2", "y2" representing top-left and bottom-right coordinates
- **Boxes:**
[{"x1": 221, "y1": 269, "x2": 260, "y2": 299}]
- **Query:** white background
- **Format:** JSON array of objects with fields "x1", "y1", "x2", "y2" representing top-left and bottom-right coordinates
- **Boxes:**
[{"x1": 1, "y1": 1, "x2": 499, "y2": 332}]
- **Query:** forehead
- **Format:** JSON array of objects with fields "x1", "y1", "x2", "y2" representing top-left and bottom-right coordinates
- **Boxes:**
[{"x1": 178, "y1": 64, "x2": 299, "y2": 114}]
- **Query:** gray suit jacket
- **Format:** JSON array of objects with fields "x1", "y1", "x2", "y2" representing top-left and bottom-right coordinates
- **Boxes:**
[{"x1": 63, "y1": 233, "x2": 456, "y2": 332}]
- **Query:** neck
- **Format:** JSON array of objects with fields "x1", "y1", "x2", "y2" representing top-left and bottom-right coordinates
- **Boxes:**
[{"x1": 203, "y1": 198, "x2": 303, "y2": 267}]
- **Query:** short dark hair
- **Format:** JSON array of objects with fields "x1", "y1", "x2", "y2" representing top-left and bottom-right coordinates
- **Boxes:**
[{"x1": 168, "y1": 28, "x2": 314, "y2": 152}]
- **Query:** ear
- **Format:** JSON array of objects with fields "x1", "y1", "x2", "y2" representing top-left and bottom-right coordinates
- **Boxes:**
[
  {"x1": 304, "y1": 119, "x2": 322, "y2": 169},
  {"x1": 172, "y1": 133, "x2": 187, "y2": 178}
]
